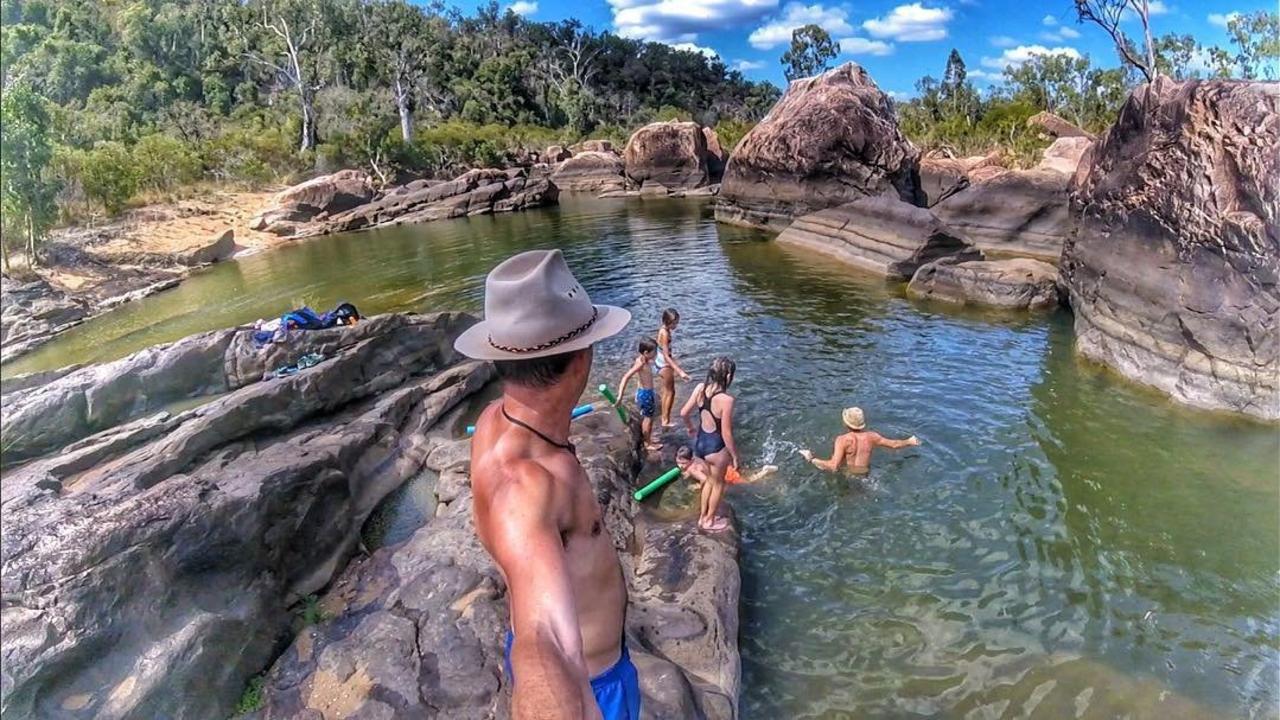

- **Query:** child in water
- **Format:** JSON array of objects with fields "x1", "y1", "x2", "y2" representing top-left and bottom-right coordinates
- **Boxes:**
[
  {"x1": 615, "y1": 338, "x2": 662, "y2": 451},
  {"x1": 676, "y1": 446, "x2": 777, "y2": 487},
  {"x1": 679, "y1": 357, "x2": 738, "y2": 532},
  {"x1": 655, "y1": 308, "x2": 691, "y2": 427}
]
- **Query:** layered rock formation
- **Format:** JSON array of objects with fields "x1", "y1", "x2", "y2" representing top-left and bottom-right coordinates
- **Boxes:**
[
  {"x1": 623, "y1": 120, "x2": 714, "y2": 191},
  {"x1": 931, "y1": 167, "x2": 1074, "y2": 262},
  {"x1": 253, "y1": 410, "x2": 742, "y2": 719},
  {"x1": 251, "y1": 169, "x2": 376, "y2": 236},
  {"x1": 918, "y1": 152, "x2": 1003, "y2": 207},
  {"x1": 0, "y1": 278, "x2": 91, "y2": 364},
  {"x1": 0, "y1": 313, "x2": 491, "y2": 720},
  {"x1": 776, "y1": 196, "x2": 980, "y2": 280},
  {"x1": 908, "y1": 257, "x2": 1060, "y2": 309},
  {"x1": 2, "y1": 313, "x2": 453, "y2": 465},
  {"x1": 551, "y1": 150, "x2": 629, "y2": 193},
  {"x1": 1061, "y1": 77, "x2": 1280, "y2": 419},
  {"x1": 325, "y1": 168, "x2": 557, "y2": 233},
  {"x1": 1027, "y1": 111, "x2": 1094, "y2": 139},
  {"x1": 716, "y1": 63, "x2": 921, "y2": 230}
]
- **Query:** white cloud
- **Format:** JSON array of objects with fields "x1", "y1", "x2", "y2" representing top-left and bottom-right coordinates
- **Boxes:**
[
  {"x1": 1042, "y1": 13, "x2": 1058, "y2": 26},
  {"x1": 981, "y1": 44, "x2": 1082, "y2": 70},
  {"x1": 1059, "y1": 26, "x2": 1080, "y2": 38},
  {"x1": 989, "y1": 34, "x2": 1018, "y2": 47},
  {"x1": 886, "y1": 89, "x2": 911, "y2": 99},
  {"x1": 670, "y1": 41, "x2": 719, "y2": 57},
  {"x1": 966, "y1": 67, "x2": 1001, "y2": 81},
  {"x1": 1208, "y1": 11, "x2": 1240, "y2": 28},
  {"x1": 862, "y1": 3, "x2": 954, "y2": 42},
  {"x1": 508, "y1": 0, "x2": 538, "y2": 14},
  {"x1": 1039, "y1": 25, "x2": 1079, "y2": 42},
  {"x1": 733, "y1": 59, "x2": 769, "y2": 71},
  {"x1": 748, "y1": 3, "x2": 853, "y2": 50},
  {"x1": 837, "y1": 36, "x2": 895, "y2": 55},
  {"x1": 1124, "y1": 0, "x2": 1169, "y2": 21},
  {"x1": 609, "y1": 0, "x2": 778, "y2": 44}
]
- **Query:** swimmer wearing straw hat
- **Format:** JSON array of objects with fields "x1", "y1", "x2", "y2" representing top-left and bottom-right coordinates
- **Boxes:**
[{"x1": 800, "y1": 406, "x2": 922, "y2": 474}]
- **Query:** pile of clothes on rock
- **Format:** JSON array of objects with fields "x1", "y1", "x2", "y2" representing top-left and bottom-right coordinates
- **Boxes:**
[{"x1": 252, "y1": 302, "x2": 361, "y2": 347}]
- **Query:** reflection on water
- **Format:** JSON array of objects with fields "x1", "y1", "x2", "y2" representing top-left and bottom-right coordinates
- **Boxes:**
[{"x1": 12, "y1": 197, "x2": 1278, "y2": 718}]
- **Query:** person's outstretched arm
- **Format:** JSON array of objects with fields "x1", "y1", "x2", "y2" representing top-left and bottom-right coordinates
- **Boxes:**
[
  {"x1": 658, "y1": 329, "x2": 690, "y2": 380},
  {"x1": 614, "y1": 358, "x2": 641, "y2": 405},
  {"x1": 490, "y1": 462, "x2": 601, "y2": 720},
  {"x1": 680, "y1": 383, "x2": 704, "y2": 437},
  {"x1": 801, "y1": 437, "x2": 846, "y2": 472},
  {"x1": 873, "y1": 432, "x2": 921, "y2": 450}
]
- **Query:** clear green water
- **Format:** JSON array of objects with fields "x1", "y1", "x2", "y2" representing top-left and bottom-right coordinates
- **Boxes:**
[{"x1": 8, "y1": 197, "x2": 1277, "y2": 718}]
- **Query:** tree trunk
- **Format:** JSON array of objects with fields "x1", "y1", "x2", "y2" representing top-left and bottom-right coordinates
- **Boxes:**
[
  {"x1": 395, "y1": 77, "x2": 414, "y2": 142},
  {"x1": 1140, "y1": 0, "x2": 1156, "y2": 79},
  {"x1": 2, "y1": 232, "x2": 11, "y2": 271},
  {"x1": 26, "y1": 211, "x2": 37, "y2": 269},
  {"x1": 299, "y1": 91, "x2": 317, "y2": 152}
]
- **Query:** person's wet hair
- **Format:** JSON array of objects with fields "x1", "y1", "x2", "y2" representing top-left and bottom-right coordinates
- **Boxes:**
[
  {"x1": 661, "y1": 308, "x2": 680, "y2": 327},
  {"x1": 639, "y1": 338, "x2": 657, "y2": 355},
  {"x1": 494, "y1": 349, "x2": 585, "y2": 388},
  {"x1": 705, "y1": 356, "x2": 735, "y2": 391},
  {"x1": 676, "y1": 446, "x2": 692, "y2": 462}
]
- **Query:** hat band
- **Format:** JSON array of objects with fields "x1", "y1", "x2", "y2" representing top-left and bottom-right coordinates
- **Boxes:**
[{"x1": 488, "y1": 306, "x2": 599, "y2": 354}]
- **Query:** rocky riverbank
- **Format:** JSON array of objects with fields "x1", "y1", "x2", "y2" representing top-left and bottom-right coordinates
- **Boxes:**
[{"x1": 0, "y1": 312, "x2": 744, "y2": 719}]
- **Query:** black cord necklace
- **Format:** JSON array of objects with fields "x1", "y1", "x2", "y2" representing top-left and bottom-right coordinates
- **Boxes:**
[{"x1": 501, "y1": 404, "x2": 576, "y2": 456}]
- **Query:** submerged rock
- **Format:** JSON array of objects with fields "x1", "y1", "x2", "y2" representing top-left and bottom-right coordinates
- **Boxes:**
[
  {"x1": 255, "y1": 410, "x2": 742, "y2": 720},
  {"x1": 908, "y1": 257, "x2": 1060, "y2": 309},
  {"x1": 0, "y1": 313, "x2": 491, "y2": 720},
  {"x1": 1062, "y1": 77, "x2": 1280, "y2": 419},
  {"x1": 776, "y1": 195, "x2": 980, "y2": 280},
  {"x1": 326, "y1": 168, "x2": 558, "y2": 233},
  {"x1": 931, "y1": 168, "x2": 1073, "y2": 263},
  {"x1": 552, "y1": 150, "x2": 630, "y2": 193},
  {"x1": 716, "y1": 63, "x2": 922, "y2": 231},
  {"x1": 250, "y1": 170, "x2": 376, "y2": 236},
  {"x1": 624, "y1": 120, "x2": 714, "y2": 190}
]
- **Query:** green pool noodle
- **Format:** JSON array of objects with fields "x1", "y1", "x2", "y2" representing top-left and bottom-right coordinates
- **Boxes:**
[
  {"x1": 598, "y1": 384, "x2": 628, "y2": 423},
  {"x1": 633, "y1": 466, "x2": 681, "y2": 501}
]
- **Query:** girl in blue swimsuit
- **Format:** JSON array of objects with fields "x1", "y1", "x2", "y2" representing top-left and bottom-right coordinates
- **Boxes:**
[{"x1": 680, "y1": 357, "x2": 738, "y2": 532}]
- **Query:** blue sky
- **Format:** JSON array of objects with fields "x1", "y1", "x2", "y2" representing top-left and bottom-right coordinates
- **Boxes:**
[{"x1": 444, "y1": 0, "x2": 1274, "y2": 97}]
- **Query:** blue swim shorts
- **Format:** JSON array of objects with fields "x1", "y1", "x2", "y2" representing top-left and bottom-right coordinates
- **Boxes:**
[
  {"x1": 635, "y1": 387, "x2": 657, "y2": 418},
  {"x1": 505, "y1": 631, "x2": 641, "y2": 720}
]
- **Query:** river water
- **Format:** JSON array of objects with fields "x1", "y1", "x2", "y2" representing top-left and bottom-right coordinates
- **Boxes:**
[{"x1": 8, "y1": 197, "x2": 1277, "y2": 718}]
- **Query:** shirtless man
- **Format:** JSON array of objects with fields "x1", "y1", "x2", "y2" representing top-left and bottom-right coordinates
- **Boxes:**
[
  {"x1": 455, "y1": 249, "x2": 639, "y2": 720},
  {"x1": 799, "y1": 406, "x2": 921, "y2": 474}
]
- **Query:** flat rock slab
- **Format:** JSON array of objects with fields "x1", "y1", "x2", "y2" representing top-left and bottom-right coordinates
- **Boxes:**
[
  {"x1": 0, "y1": 313, "x2": 491, "y2": 720},
  {"x1": 931, "y1": 167, "x2": 1072, "y2": 263},
  {"x1": 255, "y1": 409, "x2": 742, "y2": 720},
  {"x1": 908, "y1": 257, "x2": 1061, "y2": 310},
  {"x1": 775, "y1": 195, "x2": 981, "y2": 280}
]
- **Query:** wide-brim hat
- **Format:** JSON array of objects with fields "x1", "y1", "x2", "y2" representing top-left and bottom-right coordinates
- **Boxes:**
[
  {"x1": 842, "y1": 407, "x2": 866, "y2": 430},
  {"x1": 454, "y1": 249, "x2": 631, "y2": 361}
]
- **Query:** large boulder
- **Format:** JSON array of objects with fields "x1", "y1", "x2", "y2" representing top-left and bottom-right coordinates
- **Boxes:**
[
  {"x1": 543, "y1": 144, "x2": 572, "y2": 163},
  {"x1": 623, "y1": 120, "x2": 712, "y2": 191},
  {"x1": 1061, "y1": 77, "x2": 1280, "y2": 419},
  {"x1": 703, "y1": 126, "x2": 727, "y2": 180},
  {"x1": 0, "y1": 313, "x2": 492, "y2": 720},
  {"x1": 571, "y1": 139, "x2": 616, "y2": 154},
  {"x1": 551, "y1": 151, "x2": 629, "y2": 193},
  {"x1": 918, "y1": 152, "x2": 1003, "y2": 207},
  {"x1": 775, "y1": 195, "x2": 981, "y2": 280},
  {"x1": 250, "y1": 170, "x2": 375, "y2": 236},
  {"x1": 931, "y1": 168, "x2": 1073, "y2": 262},
  {"x1": 325, "y1": 168, "x2": 558, "y2": 233},
  {"x1": 0, "y1": 313, "x2": 456, "y2": 465},
  {"x1": 716, "y1": 63, "x2": 922, "y2": 230},
  {"x1": 1037, "y1": 136, "x2": 1094, "y2": 175},
  {"x1": 1027, "y1": 111, "x2": 1094, "y2": 139},
  {"x1": 255, "y1": 403, "x2": 742, "y2": 719},
  {"x1": 908, "y1": 257, "x2": 1060, "y2": 309}
]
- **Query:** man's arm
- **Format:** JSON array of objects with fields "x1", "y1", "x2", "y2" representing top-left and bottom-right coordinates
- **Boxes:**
[
  {"x1": 873, "y1": 432, "x2": 921, "y2": 450},
  {"x1": 488, "y1": 463, "x2": 600, "y2": 720},
  {"x1": 801, "y1": 436, "x2": 846, "y2": 472}
]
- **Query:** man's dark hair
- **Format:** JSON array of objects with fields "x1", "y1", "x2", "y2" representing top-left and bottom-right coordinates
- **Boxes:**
[
  {"x1": 639, "y1": 338, "x2": 657, "y2": 355},
  {"x1": 494, "y1": 349, "x2": 582, "y2": 388}
]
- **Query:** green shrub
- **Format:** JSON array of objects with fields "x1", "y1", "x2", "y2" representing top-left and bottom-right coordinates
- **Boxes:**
[
  {"x1": 132, "y1": 133, "x2": 202, "y2": 192},
  {"x1": 713, "y1": 118, "x2": 754, "y2": 152},
  {"x1": 233, "y1": 675, "x2": 265, "y2": 715},
  {"x1": 65, "y1": 141, "x2": 138, "y2": 214}
]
